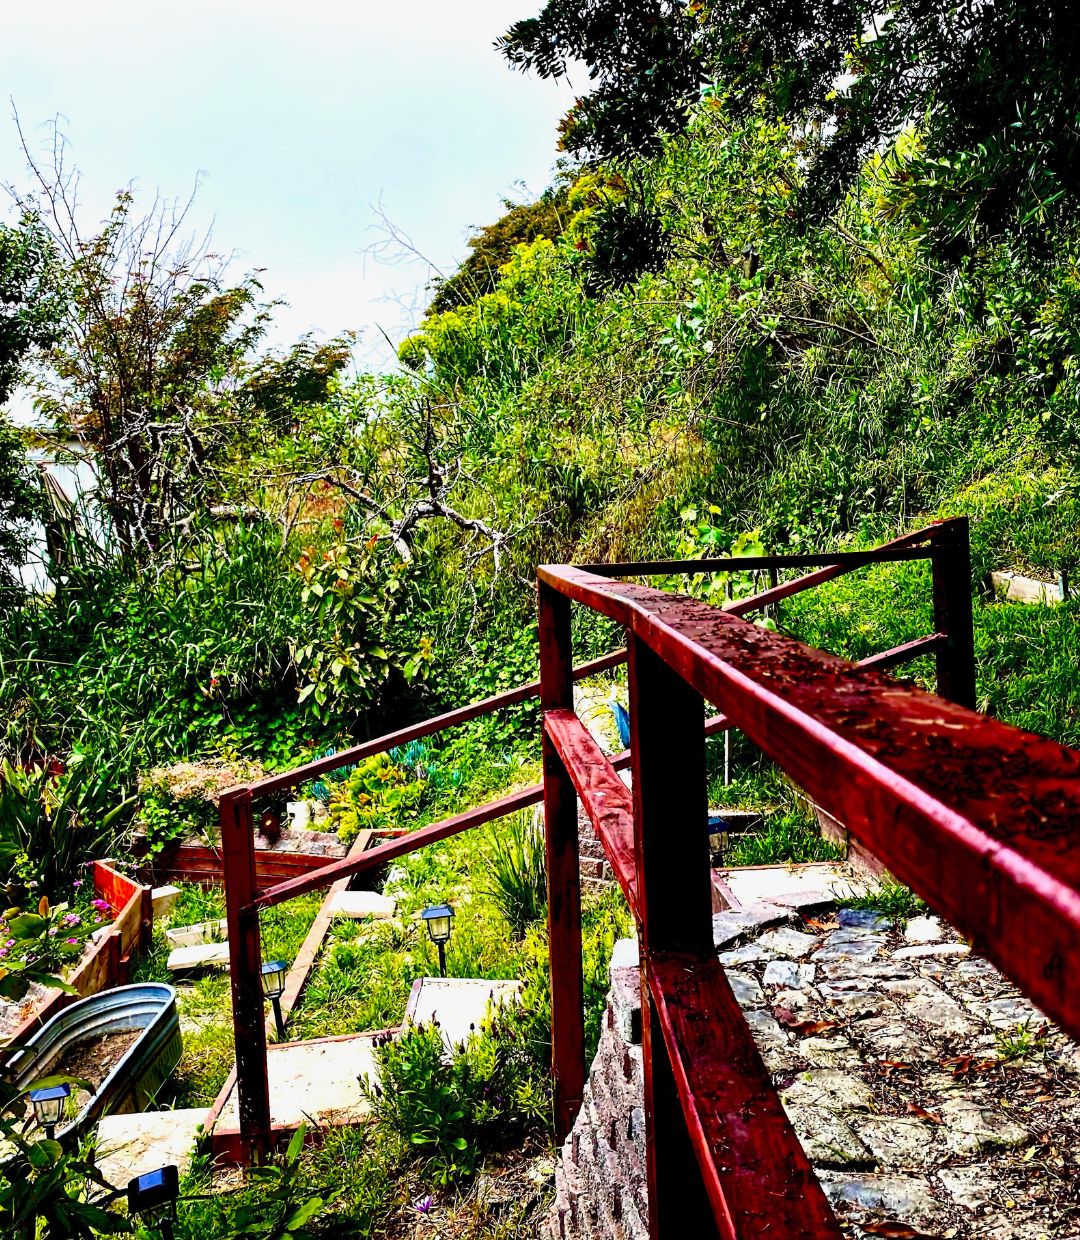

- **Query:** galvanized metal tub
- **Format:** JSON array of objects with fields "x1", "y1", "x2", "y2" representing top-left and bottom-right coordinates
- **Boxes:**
[{"x1": 5, "y1": 982, "x2": 182, "y2": 1139}]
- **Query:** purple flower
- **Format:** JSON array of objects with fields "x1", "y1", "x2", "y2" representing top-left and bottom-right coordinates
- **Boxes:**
[
  {"x1": 48, "y1": 928, "x2": 58, "y2": 937},
  {"x1": 0, "y1": 949, "x2": 8, "y2": 959},
  {"x1": 414, "y1": 1195, "x2": 434, "y2": 1215},
  {"x1": 63, "y1": 913, "x2": 80, "y2": 926},
  {"x1": 72, "y1": 879, "x2": 83, "y2": 889},
  {"x1": 66, "y1": 937, "x2": 79, "y2": 945},
  {"x1": 5, "y1": 939, "x2": 14, "y2": 948}
]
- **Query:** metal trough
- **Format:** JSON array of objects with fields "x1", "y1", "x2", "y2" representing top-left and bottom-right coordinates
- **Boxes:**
[{"x1": 5, "y1": 983, "x2": 182, "y2": 1140}]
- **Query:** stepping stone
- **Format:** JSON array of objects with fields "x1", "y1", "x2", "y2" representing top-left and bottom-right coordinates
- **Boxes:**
[
  {"x1": 813, "y1": 930, "x2": 887, "y2": 964},
  {"x1": 405, "y1": 977, "x2": 521, "y2": 1052},
  {"x1": 781, "y1": 1069, "x2": 874, "y2": 1112},
  {"x1": 95, "y1": 1108, "x2": 209, "y2": 1190},
  {"x1": 762, "y1": 960, "x2": 815, "y2": 989},
  {"x1": 327, "y1": 890, "x2": 397, "y2": 920},
  {"x1": 838, "y1": 908, "x2": 892, "y2": 931},
  {"x1": 725, "y1": 971, "x2": 764, "y2": 1008},
  {"x1": 166, "y1": 918, "x2": 228, "y2": 948},
  {"x1": 818, "y1": 1171, "x2": 937, "y2": 1223},
  {"x1": 783, "y1": 1104, "x2": 872, "y2": 1168},
  {"x1": 858, "y1": 1116, "x2": 943, "y2": 1169},
  {"x1": 717, "y1": 862, "x2": 852, "y2": 910},
  {"x1": 213, "y1": 1033, "x2": 381, "y2": 1130},
  {"x1": 167, "y1": 941, "x2": 230, "y2": 972},
  {"x1": 756, "y1": 926, "x2": 819, "y2": 959},
  {"x1": 892, "y1": 942, "x2": 970, "y2": 961}
]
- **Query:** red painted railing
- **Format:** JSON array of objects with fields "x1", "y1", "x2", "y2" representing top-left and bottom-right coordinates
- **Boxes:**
[{"x1": 220, "y1": 516, "x2": 1077, "y2": 1236}]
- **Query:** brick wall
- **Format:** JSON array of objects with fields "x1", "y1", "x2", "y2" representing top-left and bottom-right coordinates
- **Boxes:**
[{"x1": 544, "y1": 939, "x2": 648, "y2": 1240}]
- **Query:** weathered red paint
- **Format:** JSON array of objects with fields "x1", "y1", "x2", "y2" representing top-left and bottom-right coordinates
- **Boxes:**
[
  {"x1": 256, "y1": 783, "x2": 547, "y2": 910},
  {"x1": 248, "y1": 648, "x2": 627, "y2": 799},
  {"x1": 538, "y1": 548, "x2": 1080, "y2": 1046},
  {"x1": 544, "y1": 708, "x2": 638, "y2": 917},
  {"x1": 647, "y1": 951, "x2": 841, "y2": 1238},
  {"x1": 539, "y1": 581, "x2": 587, "y2": 1142}
]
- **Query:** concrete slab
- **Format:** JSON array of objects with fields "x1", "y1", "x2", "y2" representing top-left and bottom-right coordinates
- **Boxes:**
[
  {"x1": 717, "y1": 863, "x2": 860, "y2": 910},
  {"x1": 151, "y1": 885, "x2": 181, "y2": 919},
  {"x1": 95, "y1": 1108, "x2": 209, "y2": 1189},
  {"x1": 326, "y1": 890, "x2": 397, "y2": 920},
  {"x1": 405, "y1": 976, "x2": 521, "y2": 1051},
  {"x1": 214, "y1": 1034, "x2": 381, "y2": 1130},
  {"x1": 166, "y1": 918, "x2": 229, "y2": 948},
  {"x1": 167, "y1": 941, "x2": 230, "y2": 972}
]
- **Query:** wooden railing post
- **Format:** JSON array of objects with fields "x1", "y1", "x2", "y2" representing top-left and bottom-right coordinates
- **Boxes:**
[
  {"x1": 627, "y1": 634, "x2": 720, "y2": 1240},
  {"x1": 221, "y1": 790, "x2": 272, "y2": 1163},
  {"x1": 539, "y1": 580, "x2": 586, "y2": 1142},
  {"x1": 931, "y1": 516, "x2": 977, "y2": 710}
]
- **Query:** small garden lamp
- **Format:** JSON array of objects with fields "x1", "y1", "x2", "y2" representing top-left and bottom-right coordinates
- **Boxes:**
[
  {"x1": 127, "y1": 1164, "x2": 180, "y2": 1240},
  {"x1": 29, "y1": 1082, "x2": 69, "y2": 1140},
  {"x1": 261, "y1": 959, "x2": 289, "y2": 1040},
  {"x1": 421, "y1": 903, "x2": 454, "y2": 977}
]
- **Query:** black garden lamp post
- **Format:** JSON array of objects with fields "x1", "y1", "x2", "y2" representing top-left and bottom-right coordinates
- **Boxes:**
[
  {"x1": 261, "y1": 959, "x2": 289, "y2": 1040},
  {"x1": 29, "y1": 1082, "x2": 69, "y2": 1140},
  {"x1": 421, "y1": 903, "x2": 454, "y2": 977},
  {"x1": 127, "y1": 1164, "x2": 180, "y2": 1240}
]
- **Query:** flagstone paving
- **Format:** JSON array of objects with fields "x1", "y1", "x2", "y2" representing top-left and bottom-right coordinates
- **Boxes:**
[{"x1": 709, "y1": 894, "x2": 1080, "y2": 1238}]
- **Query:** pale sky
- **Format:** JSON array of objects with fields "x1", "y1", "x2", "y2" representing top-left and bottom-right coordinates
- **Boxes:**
[{"x1": 1, "y1": 1, "x2": 576, "y2": 379}]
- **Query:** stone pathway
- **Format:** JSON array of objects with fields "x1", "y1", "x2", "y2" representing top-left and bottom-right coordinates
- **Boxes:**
[{"x1": 712, "y1": 896, "x2": 1080, "y2": 1238}]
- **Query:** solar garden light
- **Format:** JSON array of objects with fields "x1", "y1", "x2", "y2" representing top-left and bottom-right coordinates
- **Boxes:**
[
  {"x1": 127, "y1": 1164, "x2": 180, "y2": 1239},
  {"x1": 261, "y1": 959, "x2": 289, "y2": 1040},
  {"x1": 29, "y1": 1082, "x2": 70, "y2": 1140},
  {"x1": 421, "y1": 904, "x2": 454, "y2": 977}
]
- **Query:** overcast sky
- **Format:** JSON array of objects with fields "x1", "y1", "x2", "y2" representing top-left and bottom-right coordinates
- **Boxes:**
[{"x1": 1, "y1": 1, "x2": 575, "y2": 383}]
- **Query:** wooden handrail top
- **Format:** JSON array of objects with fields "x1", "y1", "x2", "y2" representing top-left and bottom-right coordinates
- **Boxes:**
[{"x1": 537, "y1": 560, "x2": 1080, "y2": 1042}]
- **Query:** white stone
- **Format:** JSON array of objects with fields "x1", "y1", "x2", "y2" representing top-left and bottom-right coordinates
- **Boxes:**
[
  {"x1": 610, "y1": 938, "x2": 639, "y2": 971},
  {"x1": 783, "y1": 1104, "x2": 871, "y2": 1167},
  {"x1": 167, "y1": 941, "x2": 230, "y2": 971},
  {"x1": 725, "y1": 971, "x2": 764, "y2": 1008},
  {"x1": 327, "y1": 890, "x2": 397, "y2": 920},
  {"x1": 818, "y1": 1172, "x2": 937, "y2": 1222},
  {"x1": 756, "y1": 926, "x2": 820, "y2": 959},
  {"x1": 903, "y1": 916, "x2": 942, "y2": 944},
  {"x1": 96, "y1": 1108, "x2": 209, "y2": 1190},
  {"x1": 165, "y1": 918, "x2": 229, "y2": 948},
  {"x1": 781, "y1": 1069, "x2": 875, "y2": 1112},
  {"x1": 151, "y1": 885, "x2": 181, "y2": 919},
  {"x1": 857, "y1": 1116, "x2": 943, "y2": 1169},
  {"x1": 762, "y1": 960, "x2": 816, "y2": 989},
  {"x1": 892, "y1": 942, "x2": 970, "y2": 961},
  {"x1": 718, "y1": 943, "x2": 769, "y2": 967},
  {"x1": 405, "y1": 976, "x2": 521, "y2": 1051}
]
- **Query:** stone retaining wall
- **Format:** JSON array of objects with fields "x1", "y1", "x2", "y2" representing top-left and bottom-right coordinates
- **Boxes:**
[{"x1": 544, "y1": 939, "x2": 647, "y2": 1240}]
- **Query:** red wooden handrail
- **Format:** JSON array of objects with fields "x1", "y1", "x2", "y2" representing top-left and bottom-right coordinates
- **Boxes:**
[
  {"x1": 537, "y1": 515, "x2": 1078, "y2": 1240},
  {"x1": 219, "y1": 517, "x2": 973, "y2": 1173}
]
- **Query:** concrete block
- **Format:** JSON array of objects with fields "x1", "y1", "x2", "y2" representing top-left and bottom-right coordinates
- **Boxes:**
[
  {"x1": 405, "y1": 976, "x2": 520, "y2": 1051},
  {"x1": 96, "y1": 1107, "x2": 209, "y2": 1189},
  {"x1": 165, "y1": 918, "x2": 228, "y2": 948},
  {"x1": 151, "y1": 885, "x2": 181, "y2": 919},
  {"x1": 167, "y1": 941, "x2": 230, "y2": 971},
  {"x1": 327, "y1": 889, "x2": 397, "y2": 919}
]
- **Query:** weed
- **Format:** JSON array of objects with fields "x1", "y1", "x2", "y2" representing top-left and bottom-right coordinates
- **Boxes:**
[
  {"x1": 481, "y1": 810, "x2": 547, "y2": 938},
  {"x1": 723, "y1": 809, "x2": 845, "y2": 867},
  {"x1": 842, "y1": 878, "x2": 927, "y2": 925},
  {"x1": 995, "y1": 1021, "x2": 1048, "y2": 1063}
]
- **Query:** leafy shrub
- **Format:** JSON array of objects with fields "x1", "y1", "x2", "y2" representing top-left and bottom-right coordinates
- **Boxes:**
[
  {"x1": 327, "y1": 753, "x2": 426, "y2": 844},
  {"x1": 0, "y1": 756, "x2": 132, "y2": 894},
  {"x1": 135, "y1": 756, "x2": 265, "y2": 855},
  {"x1": 363, "y1": 1003, "x2": 547, "y2": 1187},
  {"x1": 481, "y1": 810, "x2": 547, "y2": 938}
]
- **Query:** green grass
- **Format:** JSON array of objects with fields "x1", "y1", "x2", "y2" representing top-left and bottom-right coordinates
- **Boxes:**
[
  {"x1": 723, "y1": 809, "x2": 845, "y2": 867},
  {"x1": 840, "y1": 877, "x2": 927, "y2": 925}
]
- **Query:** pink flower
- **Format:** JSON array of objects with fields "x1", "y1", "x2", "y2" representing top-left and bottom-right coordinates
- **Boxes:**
[
  {"x1": 92, "y1": 899, "x2": 110, "y2": 913},
  {"x1": 65, "y1": 937, "x2": 79, "y2": 945}
]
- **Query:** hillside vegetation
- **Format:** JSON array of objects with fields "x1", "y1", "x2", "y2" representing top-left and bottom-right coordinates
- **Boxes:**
[{"x1": 2, "y1": 2, "x2": 1080, "y2": 1233}]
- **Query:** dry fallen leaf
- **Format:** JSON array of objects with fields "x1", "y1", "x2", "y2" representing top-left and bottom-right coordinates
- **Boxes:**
[
  {"x1": 803, "y1": 915, "x2": 839, "y2": 932},
  {"x1": 879, "y1": 1059, "x2": 914, "y2": 1076},
  {"x1": 772, "y1": 1006, "x2": 840, "y2": 1037},
  {"x1": 905, "y1": 1103, "x2": 943, "y2": 1124}
]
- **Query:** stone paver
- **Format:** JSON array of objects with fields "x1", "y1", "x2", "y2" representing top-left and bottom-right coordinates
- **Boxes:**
[
  {"x1": 96, "y1": 1108, "x2": 209, "y2": 1189},
  {"x1": 167, "y1": 941, "x2": 230, "y2": 971},
  {"x1": 551, "y1": 870, "x2": 1080, "y2": 1240},
  {"x1": 405, "y1": 976, "x2": 521, "y2": 1051},
  {"x1": 326, "y1": 889, "x2": 397, "y2": 920}
]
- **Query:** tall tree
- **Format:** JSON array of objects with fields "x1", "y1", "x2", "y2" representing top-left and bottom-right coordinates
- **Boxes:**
[{"x1": 0, "y1": 213, "x2": 61, "y2": 587}]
